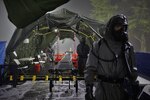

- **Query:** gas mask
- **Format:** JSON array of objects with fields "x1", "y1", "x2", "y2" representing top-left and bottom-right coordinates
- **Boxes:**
[
  {"x1": 108, "y1": 14, "x2": 128, "y2": 42},
  {"x1": 113, "y1": 24, "x2": 128, "y2": 42}
]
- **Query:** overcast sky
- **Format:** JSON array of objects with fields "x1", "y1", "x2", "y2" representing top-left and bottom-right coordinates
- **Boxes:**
[
  {"x1": 0, "y1": 0, "x2": 16, "y2": 42},
  {"x1": 0, "y1": 0, "x2": 92, "y2": 44}
]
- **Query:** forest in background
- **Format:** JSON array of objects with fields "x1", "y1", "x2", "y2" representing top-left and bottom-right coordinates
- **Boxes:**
[{"x1": 90, "y1": 0, "x2": 150, "y2": 52}]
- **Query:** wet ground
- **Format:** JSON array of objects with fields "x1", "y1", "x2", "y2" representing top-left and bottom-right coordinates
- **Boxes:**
[
  {"x1": 0, "y1": 76, "x2": 150, "y2": 100},
  {"x1": 1, "y1": 52, "x2": 150, "y2": 100},
  {"x1": 0, "y1": 81, "x2": 86, "y2": 100}
]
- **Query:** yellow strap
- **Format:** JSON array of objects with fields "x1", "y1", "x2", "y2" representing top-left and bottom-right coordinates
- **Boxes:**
[
  {"x1": 20, "y1": 75, "x2": 24, "y2": 81},
  {"x1": 45, "y1": 75, "x2": 49, "y2": 81},
  {"x1": 10, "y1": 75, "x2": 13, "y2": 81},
  {"x1": 59, "y1": 75, "x2": 62, "y2": 82},
  {"x1": 73, "y1": 76, "x2": 76, "y2": 81},
  {"x1": 32, "y1": 75, "x2": 36, "y2": 81}
]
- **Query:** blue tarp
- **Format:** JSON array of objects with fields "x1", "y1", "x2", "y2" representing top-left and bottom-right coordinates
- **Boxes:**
[
  {"x1": 135, "y1": 52, "x2": 150, "y2": 78},
  {"x1": 0, "y1": 41, "x2": 6, "y2": 76},
  {"x1": 0, "y1": 41, "x2": 6, "y2": 65}
]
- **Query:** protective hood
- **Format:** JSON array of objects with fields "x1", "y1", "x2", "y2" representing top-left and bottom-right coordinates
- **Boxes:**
[{"x1": 104, "y1": 14, "x2": 128, "y2": 43}]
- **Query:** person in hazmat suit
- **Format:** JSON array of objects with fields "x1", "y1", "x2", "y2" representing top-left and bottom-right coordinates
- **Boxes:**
[
  {"x1": 84, "y1": 14, "x2": 138, "y2": 100},
  {"x1": 77, "y1": 37, "x2": 90, "y2": 76}
]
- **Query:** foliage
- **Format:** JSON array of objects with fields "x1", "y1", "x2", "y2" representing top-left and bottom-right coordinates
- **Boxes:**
[
  {"x1": 90, "y1": 0, "x2": 150, "y2": 52},
  {"x1": 90, "y1": 0, "x2": 117, "y2": 22}
]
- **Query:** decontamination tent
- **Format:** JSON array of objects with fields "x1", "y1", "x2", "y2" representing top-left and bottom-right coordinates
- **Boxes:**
[{"x1": 6, "y1": 8, "x2": 105, "y2": 57}]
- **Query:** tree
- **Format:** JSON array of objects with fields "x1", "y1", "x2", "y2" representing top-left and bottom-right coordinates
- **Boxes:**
[
  {"x1": 90, "y1": 0, "x2": 117, "y2": 23},
  {"x1": 129, "y1": 0, "x2": 150, "y2": 52},
  {"x1": 90, "y1": 0, "x2": 150, "y2": 52}
]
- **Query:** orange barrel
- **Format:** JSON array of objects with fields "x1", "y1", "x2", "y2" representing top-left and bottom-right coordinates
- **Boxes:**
[
  {"x1": 72, "y1": 53, "x2": 78, "y2": 68},
  {"x1": 54, "y1": 54, "x2": 65, "y2": 64},
  {"x1": 34, "y1": 64, "x2": 41, "y2": 73}
]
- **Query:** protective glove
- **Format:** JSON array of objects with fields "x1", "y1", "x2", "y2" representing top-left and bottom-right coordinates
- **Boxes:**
[
  {"x1": 85, "y1": 84, "x2": 95, "y2": 100},
  {"x1": 131, "y1": 80, "x2": 140, "y2": 100}
]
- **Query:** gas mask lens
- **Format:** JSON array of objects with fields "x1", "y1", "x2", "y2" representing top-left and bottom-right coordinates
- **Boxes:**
[
  {"x1": 114, "y1": 24, "x2": 127, "y2": 32},
  {"x1": 114, "y1": 25, "x2": 123, "y2": 31}
]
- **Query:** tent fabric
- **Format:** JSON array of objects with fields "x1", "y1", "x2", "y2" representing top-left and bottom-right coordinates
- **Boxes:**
[
  {"x1": 0, "y1": 41, "x2": 6, "y2": 65},
  {"x1": 46, "y1": 8, "x2": 81, "y2": 28},
  {"x1": 4, "y1": 0, "x2": 70, "y2": 28},
  {"x1": 135, "y1": 52, "x2": 150, "y2": 79},
  {"x1": 6, "y1": 8, "x2": 104, "y2": 55},
  {"x1": 6, "y1": 23, "x2": 37, "y2": 54},
  {"x1": 82, "y1": 17, "x2": 105, "y2": 36}
]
